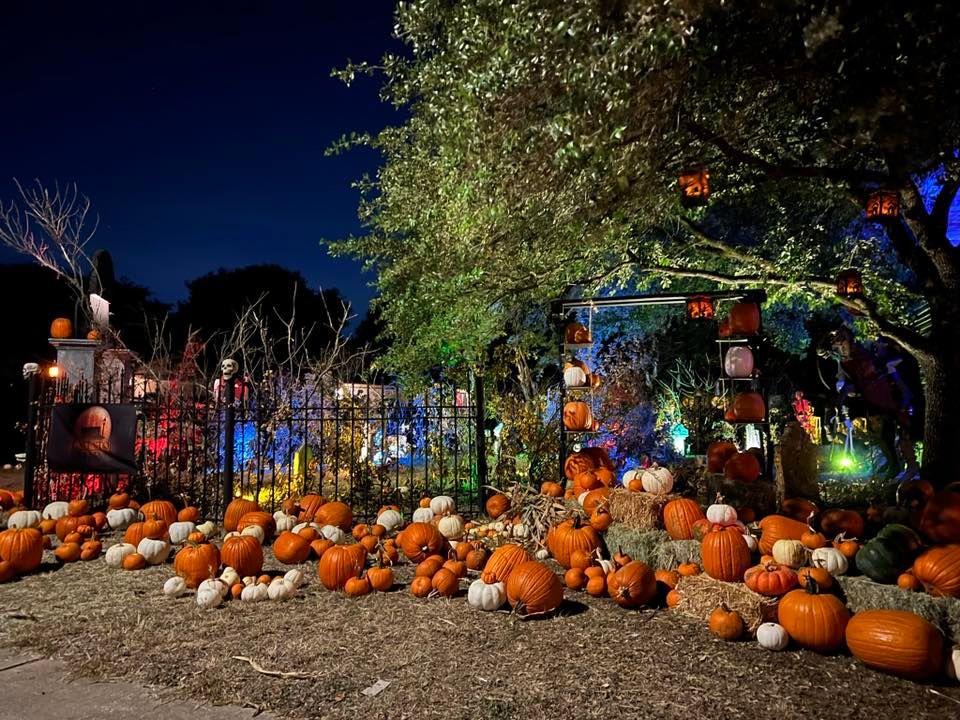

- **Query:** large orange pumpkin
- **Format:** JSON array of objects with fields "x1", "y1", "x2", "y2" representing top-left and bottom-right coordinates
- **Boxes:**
[
  {"x1": 845, "y1": 609, "x2": 944, "y2": 679},
  {"x1": 316, "y1": 501, "x2": 353, "y2": 531},
  {"x1": 732, "y1": 392, "x2": 765, "y2": 422},
  {"x1": 910, "y1": 544, "x2": 960, "y2": 598},
  {"x1": 564, "y1": 452, "x2": 595, "y2": 480},
  {"x1": 701, "y1": 526, "x2": 751, "y2": 582},
  {"x1": 140, "y1": 499, "x2": 178, "y2": 527},
  {"x1": 223, "y1": 497, "x2": 259, "y2": 532},
  {"x1": 724, "y1": 452, "x2": 761, "y2": 482},
  {"x1": 318, "y1": 544, "x2": 365, "y2": 590},
  {"x1": 173, "y1": 543, "x2": 221, "y2": 588},
  {"x1": 50, "y1": 317, "x2": 73, "y2": 338},
  {"x1": 398, "y1": 522, "x2": 445, "y2": 563},
  {"x1": 662, "y1": 498, "x2": 705, "y2": 540},
  {"x1": 778, "y1": 584, "x2": 849, "y2": 653},
  {"x1": 220, "y1": 535, "x2": 263, "y2": 577},
  {"x1": 237, "y1": 511, "x2": 276, "y2": 541},
  {"x1": 607, "y1": 561, "x2": 656, "y2": 608},
  {"x1": 758, "y1": 514, "x2": 808, "y2": 555},
  {"x1": 819, "y1": 509, "x2": 865, "y2": 539},
  {"x1": 546, "y1": 517, "x2": 601, "y2": 569},
  {"x1": 580, "y1": 446, "x2": 613, "y2": 470},
  {"x1": 273, "y1": 531, "x2": 312, "y2": 564},
  {"x1": 562, "y1": 402, "x2": 593, "y2": 431},
  {"x1": 481, "y1": 544, "x2": 530, "y2": 584},
  {"x1": 505, "y1": 561, "x2": 564, "y2": 616},
  {"x1": 297, "y1": 494, "x2": 327, "y2": 522},
  {"x1": 0, "y1": 527, "x2": 43, "y2": 574}
]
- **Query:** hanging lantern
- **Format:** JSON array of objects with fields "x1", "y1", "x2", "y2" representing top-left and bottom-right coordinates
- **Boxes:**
[
  {"x1": 865, "y1": 190, "x2": 899, "y2": 219},
  {"x1": 686, "y1": 295, "x2": 716, "y2": 320},
  {"x1": 836, "y1": 269, "x2": 864, "y2": 298},
  {"x1": 678, "y1": 166, "x2": 710, "y2": 207}
]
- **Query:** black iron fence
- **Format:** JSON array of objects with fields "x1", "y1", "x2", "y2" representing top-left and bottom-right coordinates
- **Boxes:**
[{"x1": 24, "y1": 369, "x2": 485, "y2": 521}]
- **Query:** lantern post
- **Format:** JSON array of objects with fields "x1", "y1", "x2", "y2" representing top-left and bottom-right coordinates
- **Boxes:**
[{"x1": 21, "y1": 363, "x2": 41, "y2": 509}]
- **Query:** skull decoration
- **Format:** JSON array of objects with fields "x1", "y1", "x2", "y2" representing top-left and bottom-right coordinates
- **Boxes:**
[
  {"x1": 22, "y1": 362, "x2": 39, "y2": 379},
  {"x1": 220, "y1": 358, "x2": 239, "y2": 379}
]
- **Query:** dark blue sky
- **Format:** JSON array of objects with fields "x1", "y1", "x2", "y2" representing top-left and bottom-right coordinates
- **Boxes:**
[{"x1": 0, "y1": 1, "x2": 400, "y2": 314}]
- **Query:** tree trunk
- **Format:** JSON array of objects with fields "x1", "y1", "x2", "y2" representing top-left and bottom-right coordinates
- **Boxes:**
[{"x1": 917, "y1": 348, "x2": 960, "y2": 486}]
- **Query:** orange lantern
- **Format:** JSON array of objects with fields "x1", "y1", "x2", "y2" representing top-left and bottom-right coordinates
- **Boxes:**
[
  {"x1": 836, "y1": 269, "x2": 864, "y2": 298},
  {"x1": 678, "y1": 166, "x2": 710, "y2": 207},
  {"x1": 865, "y1": 190, "x2": 899, "y2": 219},
  {"x1": 686, "y1": 295, "x2": 716, "y2": 320}
]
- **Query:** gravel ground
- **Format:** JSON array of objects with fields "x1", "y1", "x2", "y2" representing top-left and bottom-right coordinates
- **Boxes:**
[{"x1": 1, "y1": 540, "x2": 958, "y2": 720}]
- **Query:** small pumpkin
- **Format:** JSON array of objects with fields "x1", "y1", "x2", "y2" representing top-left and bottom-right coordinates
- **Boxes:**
[
  {"x1": 709, "y1": 604, "x2": 744, "y2": 641},
  {"x1": 743, "y1": 562, "x2": 798, "y2": 597},
  {"x1": 607, "y1": 561, "x2": 656, "y2": 608}
]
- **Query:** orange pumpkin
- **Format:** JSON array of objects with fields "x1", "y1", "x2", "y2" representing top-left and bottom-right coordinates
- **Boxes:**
[
  {"x1": 607, "y1": 561, "x2": 656, "y2": 608},
  {"x1": 50, "y1": 317, "x2": 73, "y2": 338},
  {"x1": 545, "y1": 516, "x2": 601, "y2": 569},
  {"x1": 140, "y1": 499, "x2": 178, "y2": 527},
  {"x1": 562, "y1": 401, "x2": 593, "y2": 431},
  {"x1": 318, "y1": 544, "x2": 365, "y2": 591},
  {"x1": 505, "y1": 561, "x2": 564, "y2": 616},
  {"x1": 316, "y1": 501, "x2": 353, "y2": 531},
  {"x1": 724, "y1": 451, "x2": 761, "y2": 482},
  {"x1": 173, "y1": 543, "x2": 221, "y2": 588},
  {"x1": 918, "y1": 485, "x2": 960, "y2": 544},
  {"x1": 564, "y1": 452, "x2": 595, "y2": 480},
  {"x1": 845, "y1": 609, "x2": 944, "y2": 679},
  {"x1": 701, "y1": 526, "x2": 751, "y2": 582},
  {"x1": 727, "y1": 302, "x2": 761, "y2": 335},
  {"x1": 485, "y1": 493, "x2": 511, "y2": 519},
  {"x1": 662, "y1": 498, "x2": 705, "y2": 540},
  {"x1": 273, "y1": 531, "x2": 312, "y2": 564},
  {"x1": 757, "y1": 514, "x2": 808, "y2": 555},
  {"x1": 220, "y1": 535, "x2": 263, "y2": 577},
  {"x1": 910, "y1": 544, "x2": 960, "y2": 598},
  {"x1": 481, "y1": 544, "x2": 529, "y2": 584},
  {"x1": 778, "y1": 584, "x2": 849, "y2": 653},
  {"x1": 0, "y1": 527, "x2": 44, "y2": 574},
  {"x1": 706, "y1": 441, "x2": 738, "y2": 473},
  {"x1": 223, "y1": 497, "x2": 259, "y2": 532},
  {"x1": 398, "y1": 522, "x2": 445, "y2": 563}
]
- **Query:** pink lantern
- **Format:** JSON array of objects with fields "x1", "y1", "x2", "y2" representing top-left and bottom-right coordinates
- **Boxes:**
[{"x1": 724, "y1": 346, "x2": 755, "y2": 378}]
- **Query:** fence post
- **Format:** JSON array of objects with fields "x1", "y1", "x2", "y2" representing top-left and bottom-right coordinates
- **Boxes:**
[
  {"x1": 22, "y1": 364, "x2": 41, "y2": 509},
  {"x1": 472, "y1": 369, "x2": 488, "y2": 509},
  {"x1": 222, "y1": 375, "x2": 236, "y2": 515}
]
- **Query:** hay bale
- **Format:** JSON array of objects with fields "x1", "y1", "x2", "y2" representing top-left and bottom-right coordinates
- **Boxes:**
[
  {"x1": 603, "y1": 525, "x2": 701, "y2": 570},
  {"x1": 837, "y1": 576, "x2": 960, "y2": 643},
  {"x1": 607, "y1": 488, "x2": 669, "y2": 531},
  {"x1": 674, "y1": 574, "x2": 779, "y2": 633}
]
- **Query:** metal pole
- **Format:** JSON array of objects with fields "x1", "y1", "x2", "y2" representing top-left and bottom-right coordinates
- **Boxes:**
[
  {"x1": 22, "y1": 366, "x2": 41, "y2": 509},
  {"x1": 472, "y1": 368, "x2": 488, "y2": 510},
  {"x1": 222, "y1": 375, "x2": 236, "y2": 515}
]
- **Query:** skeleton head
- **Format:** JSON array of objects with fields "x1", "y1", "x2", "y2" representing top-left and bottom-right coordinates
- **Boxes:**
[
  {"x1": 22, "y1": 362, "x2": 39, "y2": 379},
  {"x1": 220, "y1": 358, "x2": 239, "y2": 379}
]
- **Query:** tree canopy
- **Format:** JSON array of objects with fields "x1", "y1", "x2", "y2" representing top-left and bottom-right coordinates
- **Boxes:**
[{"x1": 333, "y1": 0, "x2": 960, "y2": 381}]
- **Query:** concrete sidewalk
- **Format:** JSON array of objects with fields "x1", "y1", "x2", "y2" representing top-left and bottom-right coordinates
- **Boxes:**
[{"x1": 0, "y1": 651, "x2": 274, "y2": 720}]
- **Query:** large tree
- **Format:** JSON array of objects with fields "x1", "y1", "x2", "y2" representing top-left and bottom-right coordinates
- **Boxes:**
[{"x1": 333, "y1": 0, "x2": 960, "y2": 482}]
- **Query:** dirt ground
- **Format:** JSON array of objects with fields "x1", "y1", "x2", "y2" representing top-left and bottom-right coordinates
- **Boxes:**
[{"x1": 1, "y1": 540, "x2": 958, "y2": 720}]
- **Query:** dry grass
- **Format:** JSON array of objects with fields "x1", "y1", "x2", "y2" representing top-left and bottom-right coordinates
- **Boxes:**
[
  {"x1": 607, "y1": 489, "x2": 669, "y2": 530},
  {"x1": 1, "y1": 538, "x2": 959, "y2": 720},
  {"x1": 604, "y1": 526, "x2": 701, "y2": 570},
  {"x1": 674, "y1": 574, "x2": 779, "y2": 632}
]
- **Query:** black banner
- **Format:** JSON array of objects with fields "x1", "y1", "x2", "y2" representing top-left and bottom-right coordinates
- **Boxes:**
[{"x1": 47, "y1": 404, "x2": 137, "y2": 473}]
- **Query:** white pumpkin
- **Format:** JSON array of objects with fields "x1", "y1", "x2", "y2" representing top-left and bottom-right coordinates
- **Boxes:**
[
  {"x1": 196, "y1": 520, "x2": 217, "y2": 538},
  {"x1": 577, "y1": 492, "x2": 590, "y2": 507},
  {"x1": 429, "y1": 495, "x2": 456, "y2": 516},
  {"x1": 220, "y1": 567, "x2": 241, "y2": 587},
  {"x1": 242, "y1": 575, "x2": 256, "y2": 587},
  {"x1": 267, "y1": 577, "x2": 294, "y2": 601},
  {"x1": 756, "y1": 622, "x2": 789, "y2": 651},
  {"x1": 107, "y1": 507, "x2": 137, "y2": 530},
  {"x1": 319, "y1": 524, "x2": 347, "y2": 544},
  {"x1": 240, "y1": 582, "x2": 269, "y2": 602},
  {"x1": 376, "y1": 509, "x2": 403, "y2": 532},
  {"x1": 621, "y1": 469, "x2": 642, "y2": 487},
  {"x1": 42, "y1": 501, "x2": 69, "y2": 520},
  {"x1": 772, "y1": 539, "x2": 808, "y2": 568},
  {"x1": 163, "y1": 576, "x2": 188, "y2": 598},
  {"x1": 437, "y1": 514, "x2": 465, "y2": 540},
  {"x1": 511, "y1": 523, "x2": 530, "y2": 539},
  {"x1": 742, "y1": 532, "x2": 758, "y2": 553},
  {"x1": 168, "y1": 521, "x2": 195, "y2": 545},
  {"x1": 467, "y1": 579, "x2": 506, "y2": 611},
  {"x1": 223, "y1": 531, "x2": 240, "y2": 542},
  {"x1": 563, "y1": 366, "x2": 588, "y2": 388},
  {"x1": 706, "y1": 500, "x2": 738, "y2": 526},
  {"x1": 412, "y1": 507, "x2": 433, "y2": 524},
  {"x1": 105, "y1": 542, "x2": 137, "y2": 569},
  {"x1": 640, "y1": 465, "x2": 674, "y2": 495},
  {"x1": 6, "y1": 510, "x2": 41, "y2": 529},
  {"x1": 137, "y1": 537, "x2": 172, "y2": 565},
  {"x1": 283, "y1": 568, "x2": 305, "y2": 589},
  {"x1": 196, "y1": 583, "x2": 223, "y2": 609},
  {"x1": 810, "y1": 546, "x2": 849, "y2": 576},
  {"x1": 199, "y1": 577, "x2": 229, "y2": 597},
  {"x1": 534, "y1": 548, "x2": 550, "y2": 561},
  {"x1": 273, "y1": 512, "x2": 297, "y2": 533},
  {"x1": 724, "y1": 346, "x2": 755, "y2": 378},
  {"x1": 241, "y1": 525, "x2": 265, "y2": 544}
]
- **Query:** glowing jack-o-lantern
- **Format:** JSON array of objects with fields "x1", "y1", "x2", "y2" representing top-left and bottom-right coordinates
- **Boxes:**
[
  {"x1": 686, "y1": 295, "x2": 715, "y2": 320},
  {"x1": 865, "y1": 190, "x2": 899, "y2": 219},
  {"x1": 678, "y1": 166, "x2": 710, "y2": 207}
]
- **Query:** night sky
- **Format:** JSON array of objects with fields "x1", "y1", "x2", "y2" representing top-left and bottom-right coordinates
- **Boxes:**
[{"x1": 0, "y1": 1, "x2": 401, "y2": 314}]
